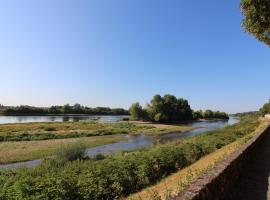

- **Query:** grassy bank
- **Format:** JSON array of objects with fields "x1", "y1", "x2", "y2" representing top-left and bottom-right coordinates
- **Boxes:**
[
  {"x1": 0, "y1": 135, "x2": 126, "y2": 164},
  {"x1": 0, "y1": 121, "x2": 194, "y2": 141},
  {"x1": 0, "y1": 115, "x2": 262, "y2": 200}
]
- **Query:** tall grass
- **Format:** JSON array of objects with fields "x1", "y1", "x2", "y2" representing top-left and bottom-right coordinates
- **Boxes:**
[{"x1": 56, "y1": 142, "x2": 87, "y2": 161}]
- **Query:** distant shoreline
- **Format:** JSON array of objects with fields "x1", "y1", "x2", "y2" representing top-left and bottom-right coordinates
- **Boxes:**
[{"x1": 0, "y1": 113, "x2": 130, "y2": 117}]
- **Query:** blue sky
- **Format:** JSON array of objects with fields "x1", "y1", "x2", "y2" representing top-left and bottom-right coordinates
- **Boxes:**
[{"x1": 0, "y1": 0, "x2": 269, "y2": 113}]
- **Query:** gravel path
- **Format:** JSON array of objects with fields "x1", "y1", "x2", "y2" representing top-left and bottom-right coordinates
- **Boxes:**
[{"x1": 225, "y1": 128, "x2": 270, "y2": 200}]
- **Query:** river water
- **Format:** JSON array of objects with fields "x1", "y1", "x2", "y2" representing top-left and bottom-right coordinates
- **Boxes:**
[
  {"x1": 0, "y1": 117, "x2": 239, "y2": 170},
  {"x1": 86, "y1": 117, "x2": 239, "y2": 156},
  {"x1": 0, "y1": 115, "x2": 128, "y2": 124}
]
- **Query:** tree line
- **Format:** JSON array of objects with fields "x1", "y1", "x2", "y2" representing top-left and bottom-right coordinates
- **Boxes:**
[
  {"x1": 232, "y1": 101, "x2": 270, "y2": 118},
  {"x1": 0, "y1": 104, "x2": 129, "y2": 116},
  {"x1": 129, "y1": 94, "x2": 229, "y2": 122}
]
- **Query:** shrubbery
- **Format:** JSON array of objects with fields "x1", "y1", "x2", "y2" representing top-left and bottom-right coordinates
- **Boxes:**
[
  {"x1": 44, "y1": 126, "x2": 57, "y2": 131},
  {"x1": 130, "y1": 94, "x2": 229, "y2": 122},
  {"x1": 0, "y1": 116, "x2": 259, "y2": 200},
  {"x1": 56, "y1": 142, "x2": 87, "y2": 161},
  {"x1": 260, "y1": 101, "x2": 270, "y2": 116},
  {"x1": 192, "y1": 110, "x2": 229, "y2": 120}
]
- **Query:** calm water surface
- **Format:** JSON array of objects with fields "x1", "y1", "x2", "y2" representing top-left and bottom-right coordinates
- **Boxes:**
[
  {"x1": 0, "y1": 115, "x2": 128, "y2": 124},
  {"x1": 0, "y1": 117, "x2": 239, "y2": 170}
]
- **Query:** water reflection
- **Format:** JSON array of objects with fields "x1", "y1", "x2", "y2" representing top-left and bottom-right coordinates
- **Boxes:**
[{"x1": 0, "y1": 115, "x2": 128, "y2": 124}]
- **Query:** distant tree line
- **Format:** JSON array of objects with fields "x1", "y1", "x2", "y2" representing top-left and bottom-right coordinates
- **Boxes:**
[
  {"x1": 0, "y1": 104, "x2": 129, "y2": 116},
  {"x1": 192, "y1": 110, "x2": 229, "y2": 120},
  {"x1": 130, "y1": 94, "x2": 229, "y2": 122},
  {"x1": 232, "y1": 111, "x2": 259, "y2": 118}
]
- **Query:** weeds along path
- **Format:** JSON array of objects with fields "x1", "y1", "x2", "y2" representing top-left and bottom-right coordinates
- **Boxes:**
[{"x1": 225, "y1": 127, "x2": 270, "y2": 200}]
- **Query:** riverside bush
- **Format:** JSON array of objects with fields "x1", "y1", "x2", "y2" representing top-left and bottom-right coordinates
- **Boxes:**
[
  {"x1": 0, "y1": 116, "x2": 259, "y2": 200},
  {"x1": 57, "y1": 142, "x2": 87, "y2": 161}
]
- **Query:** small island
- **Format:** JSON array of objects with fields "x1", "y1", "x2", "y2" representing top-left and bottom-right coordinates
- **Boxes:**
[{"x1": 129, "y1": 94, "x2": 229, "y2": 123}]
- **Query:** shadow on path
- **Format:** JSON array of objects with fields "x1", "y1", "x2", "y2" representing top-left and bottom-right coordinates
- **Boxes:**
[{"x1": 225, "y1": 129, "x2": 270, "y2": 200}]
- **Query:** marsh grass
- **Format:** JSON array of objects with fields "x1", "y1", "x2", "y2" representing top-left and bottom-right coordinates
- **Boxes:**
[{"x1": 56, "y1": 141, "x2": 87, "y2": 161}]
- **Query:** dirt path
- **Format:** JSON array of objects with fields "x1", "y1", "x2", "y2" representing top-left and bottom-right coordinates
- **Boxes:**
[{"x1": 225, "y1": 128, "x2": 270, "y2": 200}]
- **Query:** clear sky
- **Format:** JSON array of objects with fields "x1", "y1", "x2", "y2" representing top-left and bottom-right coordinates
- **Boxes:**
[{"x1": 0, "y1": 0, "x2": 269, "y2": 113}]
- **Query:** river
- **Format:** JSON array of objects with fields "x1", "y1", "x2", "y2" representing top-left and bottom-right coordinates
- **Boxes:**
[
  {"x1": 0, "y1": 117, "x2": 239, "y2": 170},
  {"x1": 0, "y1": 115, "x2": 128, "y2": 124}
]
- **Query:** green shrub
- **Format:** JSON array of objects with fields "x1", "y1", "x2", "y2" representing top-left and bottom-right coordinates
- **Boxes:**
[
  {"x1": 94, "y1": 154, "x2": 106, "y2": 160},
  {"x1": 56, "y1": 142, "x2": 87, "y2": 161},
  {"x1": 44, "y1": 126, "x2": 57, "y2": 131}
]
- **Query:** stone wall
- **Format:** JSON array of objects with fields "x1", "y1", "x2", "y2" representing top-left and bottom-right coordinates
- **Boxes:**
[{"x1": 171, "y1": 120, "x2": 270, "y2": 200}]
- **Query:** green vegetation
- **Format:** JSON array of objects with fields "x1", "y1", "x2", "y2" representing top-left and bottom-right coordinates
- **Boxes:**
[
  {"x1": 233, "y1": 111, "x2": 259, "y2": 117},
  {"x1": 0, "y1": 121, "x2": 194, "y2": 142},
  {"x1": 241, "y1": 0, "x2": 270, "y2": 46},
  {"x1": 0, "y1": 135, "x2": 126, "y2": 164},
  {"x1": 129, "y1": 102, "x2": 148, "y2": 121},
  {"x1": 56, "y1": 142, "x2": 87, "y2": 161},
  {"x1": 130, "y1": 94, "x2": 229, "y2": 122},
  {"x1": 129, "y1": 117, "x2": 269, "y2": 199},
  {"x1": 0, "y1": 103, "x2": 129, "y2": 115},
  {"x1": 192, "y1": 110, "x2": 229, "y2": 120},
  {"x1": 0, "y1": 120, "x2": 193, "y2": 164},
  {"x1": 0, "y1": 115, "x2": 260, "y2": 200},
  {"x1": 260, "y1": 101, "x2": 270, "y2": 115}
]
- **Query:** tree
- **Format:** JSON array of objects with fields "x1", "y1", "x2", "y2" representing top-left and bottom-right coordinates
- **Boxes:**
[
  {"x1": 241, "y1": 0, "x2": 270, "y2": 46},
  {"x1": 129, "y1": 103, "x2": 144, "y2": 120},
  {"x1": 260, "y1": 101, "x2": 270, "y2": 115},
  {"x1": 49, "y1": 106, "x2": 59, "y2": 114},
  {"x1": 130, "y1": 95, "x2": 229, "y2": 122},
  {"x1": 62, "y1": 104, "x2": 72, "y2": 114},
  {"x1": 146, "y1": 95, "x2": 164, "y2": 121},
  {"x1": 204, "y1": 110, "x2": 214, "y2": 119},
  {"x1": 73, "y1": 103, "x2": 83, "y2": 114},
  {"x1": 192, "y1": 110, "x2": 203, "y2": 120},
  {"x1": 145, "y1": 94, "x2": 193, "y2": 122}
]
